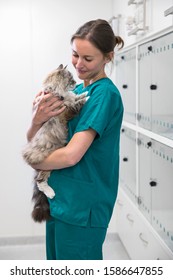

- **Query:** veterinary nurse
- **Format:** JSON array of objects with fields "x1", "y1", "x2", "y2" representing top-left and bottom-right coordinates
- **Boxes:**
[{"x1": 27, "y1": 19, "x2": 124, "y2": 260}]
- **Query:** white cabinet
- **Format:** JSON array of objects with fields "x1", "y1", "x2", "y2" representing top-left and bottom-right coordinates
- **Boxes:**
[
  {"x1": 138, "y1": 31, "x2": 173, "y2": 139},
  {"x1": 116, "y1": 48, "x2": 136, "y2": 124},
  {"x1": 116, "y1": 27, "x2": 173, "y2": 259},
  {"x1": 138, "y1": 135, "x2": 173, "y2": 251},
  {"x1": 138, "y1": 134, "x2": 152, "y2": 223},
  {"x1": 116, "y1": 190, "x2": 173, "y2": 259},
  {"x1": 120, "y1": 127, "x2": 137, "y2": 204},
  {"x1": 151, "y1": 140, "x2": 173, "y2": 251}
]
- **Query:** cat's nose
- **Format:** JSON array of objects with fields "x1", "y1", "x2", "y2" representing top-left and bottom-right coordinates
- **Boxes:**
[{"x1": 59, "y1": 96, "x2": 64, "y2": 101}]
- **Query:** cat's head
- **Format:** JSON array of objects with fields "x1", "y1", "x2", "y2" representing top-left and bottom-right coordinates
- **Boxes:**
[{"x1": 43, "y1": 64, "x2": 76, "y2": 97}]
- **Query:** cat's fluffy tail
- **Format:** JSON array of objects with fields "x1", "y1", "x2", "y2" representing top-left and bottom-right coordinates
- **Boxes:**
[{"x1": 32, "y1": 184, "x2": 51, "y2": 222}]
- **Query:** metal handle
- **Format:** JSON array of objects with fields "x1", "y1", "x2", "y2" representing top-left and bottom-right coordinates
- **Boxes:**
[
  {"x1": 164, "y1": 6, "x2": 173, "y2": 16},
  {"x1": 128, "y1": 0, "x2": 136, "y2": 5},
  {"x1": 128, "y1": 0, "x2": 144, "y2": 5},
  {"x1": 128, "y1": 26, "x2": 141, "y2": 35},
  {"x1": 139, "y1": 232, "x2": 148, "y2": 245},
  {"x1": 126, "y1": 213, "x2": 134, "y2": 223}
]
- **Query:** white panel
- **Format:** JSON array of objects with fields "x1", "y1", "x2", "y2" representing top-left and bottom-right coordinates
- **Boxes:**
[
  {"x1": 151, "y1": 32, "x2": 173, "y2": 139},
  {"x1": 138, "y1": 134, "x2": 152, "y2": 223},
  {"x1": 120, "y1": 127, "x2": 136, "y2": 203},
  {"x1": 116, "y1": 48, "x2": 136, "y2": 124},
  {"x1": 138, "y1": 31, "x2": 173, "y2": 139},
  {"x1": 138, "y1": 41, "x2": 152, "y2": 130},
  {"x1": 151, "y1": 141, "x2": 173, "y2": 251}
]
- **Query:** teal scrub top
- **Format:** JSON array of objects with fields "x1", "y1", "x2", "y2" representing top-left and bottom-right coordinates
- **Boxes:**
[{"x1": 48, "y1": 77, "x2": 124, "y2": 228}]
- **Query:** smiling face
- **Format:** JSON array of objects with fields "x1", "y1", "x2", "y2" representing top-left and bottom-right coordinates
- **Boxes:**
[{"x1": 71, "y1": 38, "x2": 111, "y2": 86}]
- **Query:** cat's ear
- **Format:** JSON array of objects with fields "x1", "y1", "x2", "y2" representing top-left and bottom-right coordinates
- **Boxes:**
[
  {"x1": 57, "y1": 64, "x2": 63, "y2": 70},
  {"x1": 64, "y1": 65, "x2": 68, "y2": 69}
]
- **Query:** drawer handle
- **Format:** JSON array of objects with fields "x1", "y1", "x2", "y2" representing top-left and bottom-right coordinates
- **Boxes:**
[
  {"x1": 149, "y1": 180, "x2": 157, "y2": 187},
  {"x1": 139, "y1": 233, "x2": 148, "y2": 245},
  {"x1": 148, "y1": 46, "x2": 153, "y2": 52},
  {"x1": 150, "y1": 84, "x2": 157, "y2": 90},
  {"x1": 147, "y1": 141, "x2": 152, "y2": 148},
  {"x1": 136, "y1": 113, "x2": 141, "y2": 121},
  {"x1": 126, "y1": 214, "x2": 134, "y2": 223},
  {"x1": 117, "y1": 199, "x2": 123, "y2": 206}
]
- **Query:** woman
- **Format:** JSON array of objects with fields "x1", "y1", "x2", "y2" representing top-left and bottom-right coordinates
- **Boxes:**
[{"x1": 27, "y1": 19, "x2": 124, "y2": 260}]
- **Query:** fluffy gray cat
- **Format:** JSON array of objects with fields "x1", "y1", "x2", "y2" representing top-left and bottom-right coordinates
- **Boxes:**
[{"x1": 22, "y1": 64, "x2": 88, "y2": 222}]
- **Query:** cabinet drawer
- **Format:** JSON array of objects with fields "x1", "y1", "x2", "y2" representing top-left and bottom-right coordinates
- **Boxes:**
[{"x1": 116, "y1": 189, "x2": 173, "y2": 259}]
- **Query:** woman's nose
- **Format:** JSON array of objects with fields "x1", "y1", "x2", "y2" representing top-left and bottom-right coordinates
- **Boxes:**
[{"x1": 76, "y1": 58, "x2": 84, "y2": 68}]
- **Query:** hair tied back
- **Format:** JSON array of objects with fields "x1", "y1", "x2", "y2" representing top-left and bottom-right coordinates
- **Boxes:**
[{"x1": 115, "y1": 36, "x2": 124, "y2": 50}]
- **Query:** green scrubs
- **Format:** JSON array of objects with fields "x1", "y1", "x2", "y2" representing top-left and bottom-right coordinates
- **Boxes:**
[
  {"x1": 46, "y1": 217, "x2": 107, "y2": 260},
  {"x1": 47, "y1": 77, "x2": 124, "y2": 259}
]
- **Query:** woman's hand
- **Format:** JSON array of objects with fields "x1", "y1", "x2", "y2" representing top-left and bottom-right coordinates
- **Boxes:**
[
  {"x1": 27, "y1": 91, "x2": 66, "y2": 141},
  {"x1": 32, "y1": 91, "x2": 66, "y2": 126}
]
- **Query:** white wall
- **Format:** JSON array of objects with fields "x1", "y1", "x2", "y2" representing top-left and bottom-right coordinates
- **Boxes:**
[{"x1": 0, "y1": 0, "x2": 113, "y2": 238}]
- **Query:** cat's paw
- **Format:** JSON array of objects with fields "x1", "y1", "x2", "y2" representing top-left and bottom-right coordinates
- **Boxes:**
[
  {"x1": 44, "y1": 186, "x2": 55, "y2": 199},
  {"x1": 37, "y1": 182, "x2": 55, "y2": 199},
  {"x1": 75, "y1": 91, "x2": 88, "y2": 100},
  {"x1": 85, "y1": 96, "x2": 90, "y2": 102}
]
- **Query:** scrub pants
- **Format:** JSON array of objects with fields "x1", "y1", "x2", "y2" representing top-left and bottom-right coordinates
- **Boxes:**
[{"x1": 46, "y1": 217, "x2": 107, "y2": 260}]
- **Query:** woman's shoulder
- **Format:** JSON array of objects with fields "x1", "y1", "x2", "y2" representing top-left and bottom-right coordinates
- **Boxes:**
[
  {"x1": 73, "y1": 79, "x2": 121, "y2": 100},
  {"x1": 90, "y1": 78, "x2": 121, "y2": 98}
]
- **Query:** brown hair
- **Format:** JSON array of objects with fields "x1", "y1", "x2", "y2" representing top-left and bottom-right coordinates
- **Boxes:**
[{"x1": 71, "y1": 19, "x2": 124, "y2": 55}]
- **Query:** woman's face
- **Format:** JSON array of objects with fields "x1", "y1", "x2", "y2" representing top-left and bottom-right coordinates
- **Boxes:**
[{"x1": 71, "y1": 38, "x2": 108, "y2": 83}]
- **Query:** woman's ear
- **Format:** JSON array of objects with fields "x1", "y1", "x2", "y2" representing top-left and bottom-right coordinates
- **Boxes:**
[{"x1": 105, "y1": 51, "x2": 114, "y2": 63}]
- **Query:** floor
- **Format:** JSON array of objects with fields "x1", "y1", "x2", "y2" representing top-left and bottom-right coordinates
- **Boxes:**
[{"x1": 0, "y1": 233, "x2": 130, "y2": 260}]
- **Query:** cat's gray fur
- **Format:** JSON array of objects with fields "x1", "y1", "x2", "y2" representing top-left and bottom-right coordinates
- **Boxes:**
[{"x1": 22, "y1": 64, "x2": 88, "y2": 222}]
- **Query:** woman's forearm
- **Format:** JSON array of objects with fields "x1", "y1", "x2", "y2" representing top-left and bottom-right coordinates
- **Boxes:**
[
  {"x1": 31, "y1": 146, "x2": 74, "y2": 170},
  {"x1": 26, "y1": 122, "x2": 42, "y2": 142},
  {"x1": 31, "y1": 129, "x2": 97, "y2": 171}
]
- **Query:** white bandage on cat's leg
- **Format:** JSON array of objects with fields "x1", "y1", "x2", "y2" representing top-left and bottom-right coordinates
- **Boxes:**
[{"x1": 37, "y1": 181, "x2": 55, "y2": 199}]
